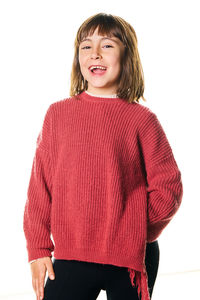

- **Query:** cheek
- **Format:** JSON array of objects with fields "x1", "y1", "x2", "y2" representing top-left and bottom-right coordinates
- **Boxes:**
[
  {"x1": 79, "y1": 52, "x2": 87, "y2": 64},
  {"x1": 110, "y1": 54, "x2": 122, "y2": 69},
  {"x1": 78, "y1": 52, "x2": 85, "y2": 66},
  {"x1": 78, "y1": 58, "x2": 86, "y2": 75},
  {"x1": 78, "y1": 55, "x2": 83, "y2": 68}
]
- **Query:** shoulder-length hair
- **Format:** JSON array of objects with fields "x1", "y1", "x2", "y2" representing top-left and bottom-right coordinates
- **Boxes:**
[{"x1": 70, "y1": 13, "x2": 146, "y2": 103}]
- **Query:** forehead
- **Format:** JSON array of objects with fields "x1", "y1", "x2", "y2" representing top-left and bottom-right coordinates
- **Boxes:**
[
  {"x1": 81, "y1": 30, "x2": 120, "y2": 44},
  {"x1": 87, "y1": 27, "x2": 112, "y2": 36},
  {"x1": 80, "y1": 36, "x2": 119, "y2": 44},
  {"x1": 80, "y1": 26, "x2": 120, "y2": 43}
]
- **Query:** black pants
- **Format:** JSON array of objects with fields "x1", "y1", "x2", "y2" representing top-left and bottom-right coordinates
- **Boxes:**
[{"x1": 44, "y1": 241, "x2": 159, "y2": 300}]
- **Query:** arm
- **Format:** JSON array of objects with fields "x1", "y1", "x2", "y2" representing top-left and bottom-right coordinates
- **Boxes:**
[
  {"x1": 30, "y1": 259, "x2": 37, "y2": 264},
  {"x1": 23, "y1": 105, "x2": 55, "y2": 262},
  {"x1": 139, "y1": 109, "x2": 183, "y2": 242},
  {"x1": 29, "y1": 258, "x2": 46, "y2": 264}
]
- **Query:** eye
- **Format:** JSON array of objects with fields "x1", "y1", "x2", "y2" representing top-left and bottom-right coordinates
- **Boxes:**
[
  {"x1": 81, "y1": 46, "x2": 91, "y2": 49},
  {"x1": 103, "y1": 45, "x2": 113, "y2": 48}
]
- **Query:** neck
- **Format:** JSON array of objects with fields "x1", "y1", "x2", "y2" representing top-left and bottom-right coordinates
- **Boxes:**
[
  {"x1": 85, "y1": 90, "x2": 118, "y2": 98},
  {"x1": 76, "y1": 90, "x2": 127, "y2": 103}
]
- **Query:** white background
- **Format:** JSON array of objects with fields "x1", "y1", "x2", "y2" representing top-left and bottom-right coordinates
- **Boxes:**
[{"x1": 0, "y1": 0, "x2": 199, "y2": 298}]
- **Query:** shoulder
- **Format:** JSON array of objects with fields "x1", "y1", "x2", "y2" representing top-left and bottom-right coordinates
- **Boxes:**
[
  {"x1": 49, "y1": 95, "x2": 76, "y2": 109},
  {"x1": 134, "y1": 102, "x2": 156, "y2": 117},
  {"x1": 46, "y1": 95, "x2": 77, "y2": 117},
  {"x1": 130, "y1": 103, "x2": 165, "y2": 138},
  {"x1": 129, "y1": 102, "x2": 158, "y2": 126}
]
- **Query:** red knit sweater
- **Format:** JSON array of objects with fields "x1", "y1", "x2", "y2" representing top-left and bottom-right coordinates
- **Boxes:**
[{"x1": 23, "y1": 91, "x2": 183, "y2": 300}]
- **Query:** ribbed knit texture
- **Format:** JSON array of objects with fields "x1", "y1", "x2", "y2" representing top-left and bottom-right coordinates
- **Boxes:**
[{"x1": 23, "y1": 91, "x2": 183, "y2": 300}]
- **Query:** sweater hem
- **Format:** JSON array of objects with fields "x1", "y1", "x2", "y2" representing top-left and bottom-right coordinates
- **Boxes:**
[{"x1": 53, "y1": 247, "x2": 144, "y2": 272}]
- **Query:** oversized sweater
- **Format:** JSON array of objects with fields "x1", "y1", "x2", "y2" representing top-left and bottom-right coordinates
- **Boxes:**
[{"x1": 23, "y1": 90, "x2": 183, "y2": 300}]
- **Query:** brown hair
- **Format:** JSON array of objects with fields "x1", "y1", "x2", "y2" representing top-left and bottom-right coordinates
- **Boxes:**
[{"x1": 70, "y1": 13, "x2": 146, "y2": 103}]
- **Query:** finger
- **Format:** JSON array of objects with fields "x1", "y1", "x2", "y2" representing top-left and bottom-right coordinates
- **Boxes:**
[
  {"x1": 32, "y1": 277, "x2": 36, "y2": 293},
  {"x1": 39, "y1": 277, "x2": 44, "y2": 300},
  {"x1": 35, "y1": 278, "x2": 40, "y2": 300},
  {"x1": 46, "y1": 260, "x2": 55, "y2": 280},
  {"x1": 32, "y1": 278, "x2": 39, "y2": 299}
]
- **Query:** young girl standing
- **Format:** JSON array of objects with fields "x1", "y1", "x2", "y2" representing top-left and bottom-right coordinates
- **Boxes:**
[{"x1": 23, "y1": 13, "x2": 183, "y2": 300}]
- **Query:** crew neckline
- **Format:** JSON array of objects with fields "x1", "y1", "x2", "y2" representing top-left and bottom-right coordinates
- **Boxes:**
[
  {"x1": 85, "y1": 90, "x2": 118, "y2": 98},
  {"x1": 77, "y1": 91, "x2": 126, "y2": 103}
]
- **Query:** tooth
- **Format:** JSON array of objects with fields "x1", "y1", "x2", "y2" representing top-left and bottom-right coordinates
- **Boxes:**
[{"x1": 91, "y1": 66, "x2": 106, "y2": 70}]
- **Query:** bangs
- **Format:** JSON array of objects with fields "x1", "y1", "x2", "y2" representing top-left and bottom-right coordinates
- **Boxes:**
[{"x1": 76, "y1": 14, "x2": 126, "y2": 46}]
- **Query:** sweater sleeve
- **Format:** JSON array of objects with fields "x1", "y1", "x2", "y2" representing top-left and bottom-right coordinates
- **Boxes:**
[
  {"x1": 23, "y1": 104, "x2": 55, "y2": 262},
  {"x1": 139, "y1": 109, "x2": 183, "y2": 243}
]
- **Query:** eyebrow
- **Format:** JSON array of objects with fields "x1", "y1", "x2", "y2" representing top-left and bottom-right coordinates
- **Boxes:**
[{"x1": 80, "y1": 37, "x2": 119, "y2": 44}]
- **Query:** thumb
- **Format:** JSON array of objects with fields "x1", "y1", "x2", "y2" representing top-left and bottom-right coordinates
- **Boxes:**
[{"x1": 46, "y1": 259, "x2": 55, "y2": 280}]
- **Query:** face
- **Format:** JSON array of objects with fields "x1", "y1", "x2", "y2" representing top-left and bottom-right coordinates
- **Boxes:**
[{"x1": 78, "y1": 27, "x2": 125, "y2": 95}]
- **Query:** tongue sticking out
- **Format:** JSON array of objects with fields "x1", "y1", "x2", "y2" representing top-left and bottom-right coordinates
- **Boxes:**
[{"x1": 92, "y1": 68, "x2": 106, "y2": 74}]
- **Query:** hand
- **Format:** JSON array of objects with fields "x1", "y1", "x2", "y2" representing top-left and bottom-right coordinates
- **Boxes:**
[{"x1": 30, "y1": 256, "x2": 55, "y2": 300}]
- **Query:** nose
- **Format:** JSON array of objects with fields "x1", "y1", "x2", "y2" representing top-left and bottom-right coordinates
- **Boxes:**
[{"x1": 90, "y1": 45, "x2": 102, "y2": 59}]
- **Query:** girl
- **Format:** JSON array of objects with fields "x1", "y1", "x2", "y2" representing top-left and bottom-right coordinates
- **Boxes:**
[{"x1": 23, "y1": 13, "x2": 183, "y2": 300}]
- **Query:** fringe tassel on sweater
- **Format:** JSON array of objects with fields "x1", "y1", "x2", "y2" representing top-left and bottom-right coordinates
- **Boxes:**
[{"x1": 127, "y1": 267, "x2": 150, "y2": 300}]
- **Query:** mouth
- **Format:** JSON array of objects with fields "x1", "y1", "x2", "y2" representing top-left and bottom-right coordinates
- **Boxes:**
[{"x1": 88, "y1": 65, "x2": 107, "y2": 76}]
